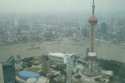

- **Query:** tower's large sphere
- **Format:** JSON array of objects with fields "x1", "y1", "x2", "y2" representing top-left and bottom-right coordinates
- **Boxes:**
[{"x1": 88, "y1": 16, "x2": 98, "y2": 25}]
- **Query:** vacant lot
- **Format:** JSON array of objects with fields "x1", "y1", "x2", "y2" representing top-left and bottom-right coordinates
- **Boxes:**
[{"x1": 0, "y1": 39, "x2": 125, "y2": 62}]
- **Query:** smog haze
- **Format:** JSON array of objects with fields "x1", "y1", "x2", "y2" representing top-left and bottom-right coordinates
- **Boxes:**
[{"x1": 0, "y1": 0, "x2": 125, "y2": 14}]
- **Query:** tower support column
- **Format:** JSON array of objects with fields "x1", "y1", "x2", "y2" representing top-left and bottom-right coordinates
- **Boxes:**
[{"x1": 90, "y1": 25, "x2": 95, "y2": 52}]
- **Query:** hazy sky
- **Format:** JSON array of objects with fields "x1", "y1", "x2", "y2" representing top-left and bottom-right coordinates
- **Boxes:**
[{"x1": 0, "y1": 0, "x2": 125, "y2": 14}]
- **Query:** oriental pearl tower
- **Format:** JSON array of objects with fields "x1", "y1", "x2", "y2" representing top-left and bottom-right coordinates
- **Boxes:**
[
  {"x1": 88, "y1": 0, "x2": 97, "y2": 52},
  {"x1": 84, "y1": 0, "x2": 100, "y2": 76}
]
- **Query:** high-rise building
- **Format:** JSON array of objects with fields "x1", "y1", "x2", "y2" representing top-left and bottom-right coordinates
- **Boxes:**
[{"x1": 0, "y1": 56, "x2": 15, "y2": 83}]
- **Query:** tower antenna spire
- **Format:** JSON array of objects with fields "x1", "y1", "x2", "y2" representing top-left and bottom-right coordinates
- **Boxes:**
[{"x1": 92, "y1": 0, "x2": 95, "y2": 16}]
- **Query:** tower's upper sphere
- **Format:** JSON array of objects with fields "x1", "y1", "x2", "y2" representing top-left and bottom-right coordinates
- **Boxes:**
[{"x1": 88, "y1": 16, "x2": 98, "y2": 25}]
